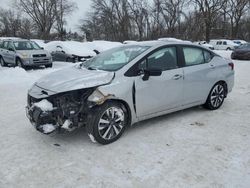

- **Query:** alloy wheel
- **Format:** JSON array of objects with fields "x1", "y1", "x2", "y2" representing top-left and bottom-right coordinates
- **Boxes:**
[
  {"x1": 210, "y1": 84, "x2": 225, "y2": 108},
  {"x1": 98, "y1": 107, "x2": 125, "y2": 140}
]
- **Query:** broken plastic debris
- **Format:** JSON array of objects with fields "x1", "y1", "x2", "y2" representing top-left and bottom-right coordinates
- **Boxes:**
[
  {"x1": 34, "y1": 99, "x2": 53, "y2": 112},
  {"x1": 62, "y1": 120, "x2": 73, "y2": 130},
  {"x1": 41, "y1": 124, "x2": 56, "y2": 134},
  {"x1": 88, "y1": 134, "x2": 96, "y2": 143}
]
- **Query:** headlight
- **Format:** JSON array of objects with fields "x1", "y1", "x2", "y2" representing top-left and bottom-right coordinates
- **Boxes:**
[{"x1": 88, "y1": 89, "x2": 106, "y2": 104}]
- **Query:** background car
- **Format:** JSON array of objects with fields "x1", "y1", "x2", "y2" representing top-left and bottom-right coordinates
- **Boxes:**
[
  {"x1": 44, "y1": 41, "x2": 96, "y2": 63},
  {"x1": 231, "y1": 43, "x2": 250, "y2": 60},
  {"x1": 0, "y1": 39, "x2": 52, "y2": 69},
  {"x1": 194, "y1": 41, "x2": 214, "y2": 50},
  {"x1": 210, "y1": 39, "x2": 239, "y2": 50},
  {"x1": 233, "y1": 40, "x2": 247, "y2": 45}
]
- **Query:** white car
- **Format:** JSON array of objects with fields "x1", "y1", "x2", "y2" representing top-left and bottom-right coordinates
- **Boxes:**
[
  {"x1": 210, "y1": 40, "x2": 239, "y2": 50},
  {"x1": 194, "y1": 41, "x2": 214, "y2": 50},
  {"x1": 26, "y1": 41, "x2": 235, "y2": 144},
  {"x1": 233, "y1": 40, "x2": 247, "y2": 45}
]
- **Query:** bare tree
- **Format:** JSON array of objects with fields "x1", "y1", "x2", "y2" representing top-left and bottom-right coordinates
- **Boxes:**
[
  {"x1": 192, "y1": 0, "x2": 226, "y2": 42},
  {"x1": 55, "y1": 0, "x2": 76, "y2": 40},
  {"x1": 0, "y1": 9, "x2": 21, "y2": 37},
  {"x1": 127, "y1": 0, "x2": 149, "y2": 40},
  {"x1": 160, "y1": 0, "x2": 184, "y2": 35},
  {"x1": 16, "y1": 0, "x2": 75, "y2": 40},
  {"x1": 225, "y1": 0, "x2": 249, "y2": 38}
]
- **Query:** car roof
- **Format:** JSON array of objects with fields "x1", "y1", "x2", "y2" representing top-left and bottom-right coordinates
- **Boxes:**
[
  {"x1": 1, "y1": 39, "x2": 30, "y2": 42},
  {"x1": 125, "y1": 40, "x2": 194, "y2": 48}
]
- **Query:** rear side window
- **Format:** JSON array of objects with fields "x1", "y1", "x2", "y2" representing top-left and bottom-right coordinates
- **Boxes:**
[
  {"x1": 183, "y1": 47, "x2": 213, "y2": 66},
  {"x1": 204, "y1": 50, "x2": 213, "y2": 63},
  {"x1": 223, "y1": 41, "x2": 227, "y2": 45},
  {"x1": 183, "y1": 47, "x2": 204, "y2": 66}
]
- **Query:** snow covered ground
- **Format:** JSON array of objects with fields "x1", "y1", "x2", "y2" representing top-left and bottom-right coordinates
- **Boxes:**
[{"x1": 0, "y1": 51, "x2": 250, "y2": 188}]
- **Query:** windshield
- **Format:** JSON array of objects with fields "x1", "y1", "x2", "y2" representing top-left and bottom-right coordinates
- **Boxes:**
[
  {"x1": 13, "y1": 41, "x2": 41, "y2": 50},
  {"x1": 83, "y1": 45, "x2": 150, "y2": 71}
]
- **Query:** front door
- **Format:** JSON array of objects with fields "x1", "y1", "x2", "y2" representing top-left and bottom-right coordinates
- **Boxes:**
[{"x1": 135, "y1": 46, "x2": 184, "y2": 118}]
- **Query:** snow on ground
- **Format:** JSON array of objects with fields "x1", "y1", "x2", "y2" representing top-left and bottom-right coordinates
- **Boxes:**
[{"x1": 0, "y1": 52, "x2": 250, "y2": 188}]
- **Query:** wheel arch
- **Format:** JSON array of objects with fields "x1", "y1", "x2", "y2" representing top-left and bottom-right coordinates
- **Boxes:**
[
  {"x1": 213, "y1": 80, "x2": 228, "y2": 97},
  {"x1": 105, "y1": 99, "x2": 132, "y2": 127},
  {"x1": 16, "y1": 56, "x2": 22, "y2": 62}
]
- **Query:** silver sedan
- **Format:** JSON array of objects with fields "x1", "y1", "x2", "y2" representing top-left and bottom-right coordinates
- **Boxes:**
[{"x1": 26, "y1": 41, "x2": 234, "y2": 144}]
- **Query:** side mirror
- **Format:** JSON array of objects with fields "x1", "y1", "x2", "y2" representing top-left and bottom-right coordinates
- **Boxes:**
[
  {"x1": 8, "y1": 48, "x2": 15, "y2": 52},
  {"x1": 62, "y1": 50, "x2": 66, "y2": 54},
  {"x1": 40, "y1": 47, "x2": 44, "y2": 50},
  {"x1": 141, "y1": 69, "x2": 162, "y2": 81}
]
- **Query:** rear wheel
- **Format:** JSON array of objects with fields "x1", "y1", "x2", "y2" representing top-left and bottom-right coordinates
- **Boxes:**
[
  {"x1": 204, "y1": 82, "x2": 226, "y2": 110},
  {"x1": 0, "y1": 57, "x2": 6, "y2": 67},
  {"x1": 86, "y1": 101, "x2": 129, "y2": 145}
]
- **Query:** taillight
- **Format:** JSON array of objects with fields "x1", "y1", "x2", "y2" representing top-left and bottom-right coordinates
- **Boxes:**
[{"x1": 228, "y1": 62, "x2": 234, "y2": 70}]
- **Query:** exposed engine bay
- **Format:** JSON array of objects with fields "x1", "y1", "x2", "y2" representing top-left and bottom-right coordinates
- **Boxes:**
[{"x1": 26, "y1": 88, "x2": 95, "y2": 134}]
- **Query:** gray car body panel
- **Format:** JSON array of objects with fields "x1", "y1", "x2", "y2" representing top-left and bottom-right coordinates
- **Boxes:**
[
  {"x1": 0, "y1": 39, "x2": 52, "y2": 66},
  {"x1": 34, "y1": 66, "x2": 115, "y2": 93},
  {"x1": 28, "y1": 41, "x2": 235, "y2": 125}
]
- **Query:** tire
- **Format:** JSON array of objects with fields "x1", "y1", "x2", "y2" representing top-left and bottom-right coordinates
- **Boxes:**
[
  {"x1": 86, "y1": 101, "x2": 129, "y2": 145},
  {"x1": 203, "y1": 82, "x2": 226, "y2": 110},
  {"x1": 0, "y1": 57, "x2": 6, "y2": 67},
  {"x1": 16, "y1": 58, "x2": 25, "y2": 69},
  {"x1": 45, "y1": 64, "x2": 52, "y2": 68},
  {"x1": 226, "y1": 47, "x2": 231, "y2": 51}
]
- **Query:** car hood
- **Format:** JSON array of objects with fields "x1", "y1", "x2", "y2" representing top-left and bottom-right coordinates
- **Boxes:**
[{"x1": 35, "y1": 66, "x2": 115, "y2": 93}]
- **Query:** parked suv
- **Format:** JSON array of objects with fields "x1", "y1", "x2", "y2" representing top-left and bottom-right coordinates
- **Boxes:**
[
  {"x1": 0, "y1": 39, "x2": 53, "y2": 69},
  {"x1": 26, "y1": 41, "x2": 234, "y2": 144},
  {"x1": 210, "y1": 40, "x2": 239, "y2": 50}
]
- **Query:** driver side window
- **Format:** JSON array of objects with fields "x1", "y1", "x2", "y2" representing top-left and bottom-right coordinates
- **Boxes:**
[{"x1": 146, "y1": 47, "x2": 178, "y2": 71}]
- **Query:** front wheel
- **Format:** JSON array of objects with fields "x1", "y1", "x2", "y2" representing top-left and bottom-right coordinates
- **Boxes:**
[
  {"x1": 45, "y1": 64, "x2": 52, "y2": 68},
  {"x1": 16, "y1": 58, "x2": 25, "y2": 69},
  {"x1": 86, "y1": 101, "x2": 129, "y2": 145},
  {"x1": 204, "y1": 83, "x2": 226, "y2": 110}
]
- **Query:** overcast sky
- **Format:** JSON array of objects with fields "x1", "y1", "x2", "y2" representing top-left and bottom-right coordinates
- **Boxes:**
[
  {"x1": 67, "y1": 0, "x2": 92, "y2": 31},
  {"x1": 0, "y1": 0, "x2": 93, "y2": 32}
]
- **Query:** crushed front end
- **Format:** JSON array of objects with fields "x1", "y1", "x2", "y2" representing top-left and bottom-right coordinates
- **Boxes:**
[{"x1": 26, "y1": 85, "x2": 95, "y2": 134}]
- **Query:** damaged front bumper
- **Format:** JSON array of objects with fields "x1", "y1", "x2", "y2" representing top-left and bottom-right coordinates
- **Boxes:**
[{"x1": 26, "y1": 104, "x2": 59, "y2": 134}]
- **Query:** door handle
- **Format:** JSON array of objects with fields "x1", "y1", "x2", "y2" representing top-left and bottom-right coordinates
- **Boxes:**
[{"x1": 172, "y1": 74, "x2": 183, "y2": 80}]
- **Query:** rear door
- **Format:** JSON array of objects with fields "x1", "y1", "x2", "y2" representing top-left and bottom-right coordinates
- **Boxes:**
[
  {"x1": 135, "y1": 46, "x2": 184, "y2": 118},
  {"x1": 181, "y1": 46, "x2": 218, "y2": 106}
]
